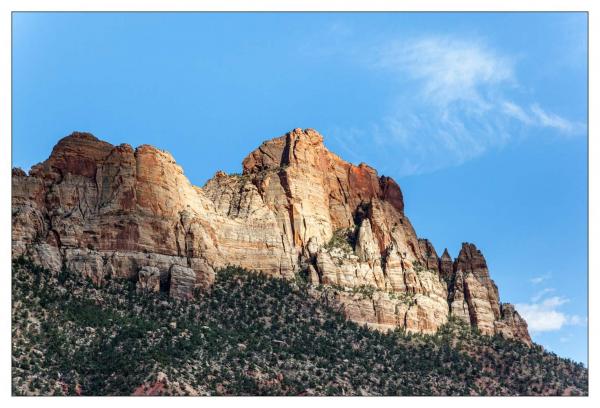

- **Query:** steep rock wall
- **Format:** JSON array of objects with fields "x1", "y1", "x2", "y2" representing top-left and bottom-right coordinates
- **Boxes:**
[{"x1": 11, "y1": 129, "x2": 530, "y2": 343}]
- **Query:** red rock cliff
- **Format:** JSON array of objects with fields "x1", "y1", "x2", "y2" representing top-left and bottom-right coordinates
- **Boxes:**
[{"x1": 11, "y1": 128, "x2": 530, "y2": 343}]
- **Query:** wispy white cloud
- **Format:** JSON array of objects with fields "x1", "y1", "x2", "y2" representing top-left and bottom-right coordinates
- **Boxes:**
[
  {"x1": 516, "y1": 276, "x2": 586, "y2": 334},
  {"x1": 516, "y1": 295, "x2": 586, "y2": 333},
  {"x1": 328, "y1": 35, "x2": 586, "y2": 175},
  {"x1": 531, "y1": 104, "x2": 572, "y2": 132},
  {"x1": 530, "y1": 104, "x2": 585, "y2": 134},
  {"x1": 377, "y1": 37, "x2": 513, "y2": 108},
  {"x1": 530, "y1": 273, "x2": 551, "y2": 285},
  {"x1": 531, "y1": 287, "x2": 555, "y2": 303},
  {"x1": 501, "y1": 101, "x2": 534, "y2": 125},
  {"x1": 502, "y1": 101, "x2": 584, "y2": 134},
  {"x1": 568, "y1": 315, "x2": 587, "y2": 326}
]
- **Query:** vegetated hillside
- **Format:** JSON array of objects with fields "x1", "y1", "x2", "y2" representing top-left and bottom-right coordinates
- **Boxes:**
[{"x1": 12, "y1": 258, "x2": 588, "y2": 396}]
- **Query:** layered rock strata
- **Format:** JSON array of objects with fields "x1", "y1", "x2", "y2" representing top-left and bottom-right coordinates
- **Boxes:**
[{"x1": 11, "y1": 129, "x2": 530, "y2": 343}]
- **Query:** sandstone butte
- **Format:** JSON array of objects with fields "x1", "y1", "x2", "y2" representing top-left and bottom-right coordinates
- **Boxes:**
[{"x1": 11, "y1": 128, "x2": 531, "y2": 344}]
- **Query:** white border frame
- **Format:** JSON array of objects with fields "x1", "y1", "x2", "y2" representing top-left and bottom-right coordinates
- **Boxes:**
[{"x1": 0, "y1": 1, "x2": 596, "y2": 407}]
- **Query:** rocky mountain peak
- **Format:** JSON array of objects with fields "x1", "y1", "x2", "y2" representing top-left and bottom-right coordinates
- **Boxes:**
[
  {"x1": 29, "y1": 131, "x2": 114, "y2": 180},
  {"x1": 439, "y1": 248, "x2": 454, "y2": 282},
  {"x1": 455, "y1": 242, "x2": 489, "y2": 276},
  {"x1": 242, "y1": 128, "x2": 324, "y2": 174},
  {"x1": 11, "y1": 128, "x2": 531, "y2": 344}
]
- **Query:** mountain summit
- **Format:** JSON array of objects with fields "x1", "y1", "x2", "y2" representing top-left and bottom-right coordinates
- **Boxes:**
[{"x1": 12, "y1": 128, "x2": 529, "y2": 343}]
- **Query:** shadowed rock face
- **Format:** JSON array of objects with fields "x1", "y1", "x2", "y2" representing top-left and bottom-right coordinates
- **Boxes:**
[
  {"x1": 11, "y1": 128, "x2": 530, "y2": 343},
  {"x1": 137, "y1": 266, "x2": 160, "y2": 294},
  {"x1": 439, "y1": 248, "x2": 454, "y2": 283},
  {"x1": 448, "y1": 243, "x2": 531, "y2": 343}
]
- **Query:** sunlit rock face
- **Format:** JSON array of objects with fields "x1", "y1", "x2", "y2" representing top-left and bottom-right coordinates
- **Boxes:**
[{"x1": 11, "y1": 128, "x2": 530, "y2": 343}]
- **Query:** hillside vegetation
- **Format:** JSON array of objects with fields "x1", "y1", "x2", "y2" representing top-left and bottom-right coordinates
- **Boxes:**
[{"x1": 12, "y1": 258, "x2": 587, "y2": 396}]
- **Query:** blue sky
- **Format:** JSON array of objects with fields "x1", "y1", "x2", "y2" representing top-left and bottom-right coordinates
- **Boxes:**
[{"x1": 12, "y1": 12, "x2": 588, "y2": 364}]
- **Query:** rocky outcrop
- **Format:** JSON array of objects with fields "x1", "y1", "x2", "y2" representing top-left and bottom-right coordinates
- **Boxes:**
[
  {"x1": 137, "y1": 266, "x2": 160, "y2": 293},
  {"x1": 11, "y1": 128, "x2": 530, "y2": 343},
  {"x1": 445, "y1": 243, "x2": 529, "y2": 343},
  {"x1": 449, "y1": 243, "x2": 501, "y2": 332},
  {"x1": 495, "y1": 303, "x2": 532, "y2": 344},
  {"x1": 169, "y1": 265, "x2": 196, "y2": 300},
  {"x1": 355, "y1": 219, "x2": 379, "y2": 263},
  {"x1": 418, "y1": 239, "x2": 439, "y2": 273},
  {"x1": 439, "y1": 249, "x2": 453, "y2": 283}
]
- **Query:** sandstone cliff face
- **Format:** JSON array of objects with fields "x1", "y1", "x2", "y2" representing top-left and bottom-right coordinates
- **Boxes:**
[
  {"x1": 448, "y1": 243, "x2": 531, "y2": 343},
  {"x1": 11, "y1": 129, "x2": 530, "y2": 343}
]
